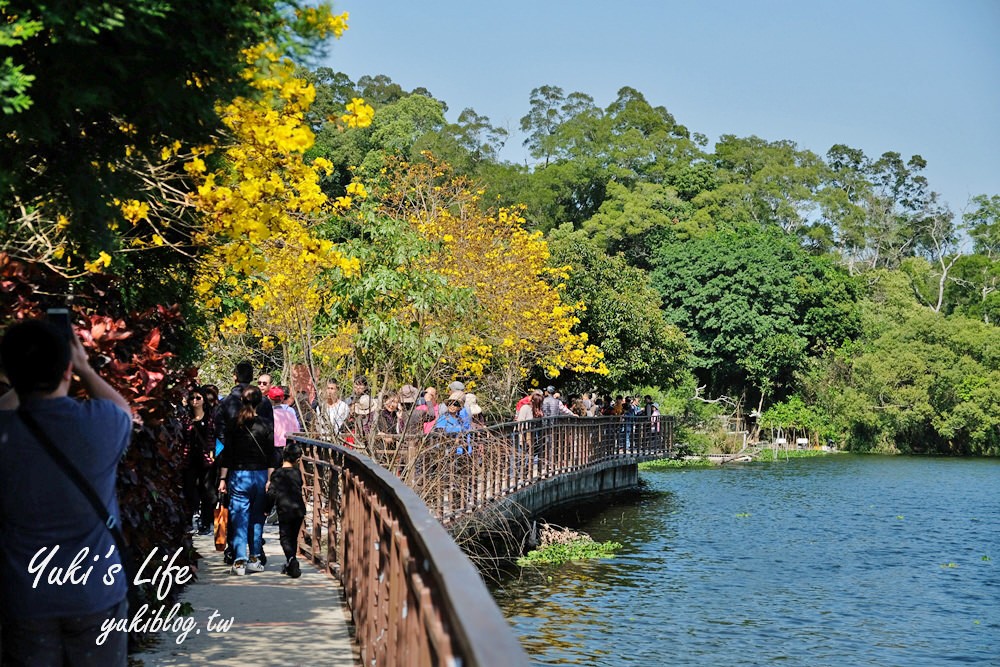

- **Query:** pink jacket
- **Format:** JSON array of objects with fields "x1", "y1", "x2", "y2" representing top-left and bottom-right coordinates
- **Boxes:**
[{"x1": 273, "y1": 404, "x2": 301, "y2": 449}]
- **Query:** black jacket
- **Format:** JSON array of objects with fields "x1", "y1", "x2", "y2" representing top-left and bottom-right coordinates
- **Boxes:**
[
  {"x1": 215, "y1": 383, "x2": 274, "y2": 445},
  {"x1": 267, "y1": 467, "x2": 305, "y2": 517},
  {"x1": 219, "y1": 418, "x2": 274, "y2": 471}
]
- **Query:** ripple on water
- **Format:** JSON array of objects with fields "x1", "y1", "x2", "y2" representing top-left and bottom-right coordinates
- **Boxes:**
[{"x1": 495, "y1": 456, "x2": 1000, "y2": 666}]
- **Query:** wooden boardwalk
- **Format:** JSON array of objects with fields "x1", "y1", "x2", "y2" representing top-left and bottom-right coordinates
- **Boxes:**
[{"x1": 136, "y1": 528, "x2": 356, "y2": 667}]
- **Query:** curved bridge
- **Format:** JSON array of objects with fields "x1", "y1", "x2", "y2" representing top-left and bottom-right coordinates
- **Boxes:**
[{"x1": 287, "y1": 415, "x2": 674, "y2": 666}]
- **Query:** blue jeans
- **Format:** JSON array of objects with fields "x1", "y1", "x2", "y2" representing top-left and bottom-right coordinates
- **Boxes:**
[{"x1": 228, "y1": 469, "x2": 268, "y2": 562}]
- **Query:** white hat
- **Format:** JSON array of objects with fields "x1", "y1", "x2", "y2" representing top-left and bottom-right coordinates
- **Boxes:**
[{"x1": 353, "y1": 395, "x2": 373, "y2": 415}]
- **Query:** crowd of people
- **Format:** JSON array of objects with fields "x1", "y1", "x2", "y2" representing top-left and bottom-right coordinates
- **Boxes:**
[
  {"x1": 169, "y1": 364, "x2": 669, "y2": 580},
  {"x1": 307, "y1": 377, "x2": 485, "y2": 439},
  {"x1": 514, "y1": 386, "x2": 662, "y2": 421},
  {"x1": 171, "y1": 370, "x2": 498, "y2": 576},
  {"x1": 0, "y1": 314, "x2": 666, "y2": 663},
  {"x1": 174, "y1": 363, "x2": 306, "y2": 578}
]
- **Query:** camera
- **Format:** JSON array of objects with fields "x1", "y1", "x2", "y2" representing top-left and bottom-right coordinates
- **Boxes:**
[{"x1": 46, "y1": 307, "x2": 72, "y2": 341}]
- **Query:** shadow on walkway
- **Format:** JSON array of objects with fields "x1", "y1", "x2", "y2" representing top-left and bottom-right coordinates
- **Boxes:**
[{"x1": 136, "y1": 527, "x2": 355, "y2": 666}]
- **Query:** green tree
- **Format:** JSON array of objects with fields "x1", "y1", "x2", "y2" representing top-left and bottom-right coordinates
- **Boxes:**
[
  {"x1": 806, "y1": 309, "x2": 1000, "y2": 455},
  {"x1": 821, "y1": 145, "x2": 940, "y2": 273},
  {"x1": 650, "y1": 224, "x2": 861, "y2": 409},
  {"x1": 310, "y1": 91, "x2": 446, "y2": 195},
  {"x1": 692, "y1": 135, "x2": 826, "y2": 236},
  {"x1": 946, "y1": 194, "x2": 1000, "y2": 324},
  {"x1": 355, "y1": 73, "x2": 407, "y2": 107},
  {"x1": 413, "y1": 107, "x2": 508, "y2": 175},
  {"x1": 516, "y1": 85, "x2": 707, "y2": 231},
  {"x1": 579, "y1": 180, "x2": 692, "y2": 269},
  {"x1": 947, "y1": 253, "x2": 1000, "y2": 324},
  {"x1": 1, "y1": 0, "x2": 344, "y2": 252},
  {"x1": 303, "y1": 67, "x2": 357, "y2": 129},
  {"x1": 548, "y1": 234, "x2": 689, "y2": 390},
  {"x1": 519, "y1": 84, "x2": 574, "y2": 166}
]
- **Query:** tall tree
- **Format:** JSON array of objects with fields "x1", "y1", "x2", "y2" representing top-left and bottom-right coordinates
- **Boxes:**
[
  {"x1": 947, "y1": 194, "x2": 1000, "y2": 323},
  {"x1": 822, "y1": 145, "x2": 937, "y2": 273},
  {"x1": 303, "y1": 67, "x2": 357, "y2": 129},
  {"x1": 517, "y1": 84, "x2": 706, "y2": 231},
  {"x1": 519, "y1": 85, "x2": 571, "y2": 166},
  {"x1": 692, "y1": 135, "x2": 826, "y2": 235},
  {"x1": 651, "y1": 225, "x2": 861, "y2": 409},
  {"x1": 579, "y1": 181, "x2": 692, "y2": 269},
  {"x1": 548, "y1": 234, "x2": 689, "y2": 391}
]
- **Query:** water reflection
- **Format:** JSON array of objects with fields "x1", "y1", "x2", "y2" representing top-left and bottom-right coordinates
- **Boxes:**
[{"x1": 494, "y1": 456, "x2": 1000, "y2": 666}]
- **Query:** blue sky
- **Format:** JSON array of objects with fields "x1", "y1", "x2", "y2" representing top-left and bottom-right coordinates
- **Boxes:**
[{"x1": 321, "y1": 0, "x2": 999, "y2": 214}]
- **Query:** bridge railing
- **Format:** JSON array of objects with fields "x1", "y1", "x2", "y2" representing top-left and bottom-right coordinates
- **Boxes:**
[
  {"x1": 285, "y1": 415, "x2": 671, "y2": 666},
  {"x1": 367, "y1": 415, "x2": 673, "y2": 524},
  {"x1": 288, "y1": 434, "x2": 532, "y2": 667}
]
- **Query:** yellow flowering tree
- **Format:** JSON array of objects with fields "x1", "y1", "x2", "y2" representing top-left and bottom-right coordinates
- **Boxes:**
[
  {"x1": 186, "y1": 36, "x2": 371, "y2": 381},
  {"x1": 373, "y1": 156, "x2": 607, "y2": 401},
  {"x1": 1, "y1": 2, "x2": 353, "y2": 279}
]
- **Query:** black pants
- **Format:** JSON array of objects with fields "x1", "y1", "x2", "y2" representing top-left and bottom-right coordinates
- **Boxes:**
[
  {"x1": 278, "y1": 511, "x2": 305, "y2": 561},
  {"x1": 1, "y1": 599, "x2": 128, "y2": 667},
  {"x1": 182, "y1": 464, "x2": 216, "y2": 529}
]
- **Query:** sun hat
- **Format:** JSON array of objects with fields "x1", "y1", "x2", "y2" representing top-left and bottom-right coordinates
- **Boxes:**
[
  {"x1": 267, "y1": 386, "x2": 285, "y2": 401},
  {"x1": 399, "y1": 384, "x2": 419, "y2": 404},
  {"x1": 354, "y1": 395, "x2": 373, "y2": 415},
  {"x1": 448, "y1": 380, "x2": 465, "y2": 392},
  {"x1": 465, "y1": 393, "x2": 483, "y2": 416},
  {"x1": 448, "y1": 390, "x2": 466, "y2": 403}
]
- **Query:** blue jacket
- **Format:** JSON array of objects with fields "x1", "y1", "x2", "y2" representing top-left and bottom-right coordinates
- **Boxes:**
[{"x1": 434, "y1": 409, "x2": 469, "y2": 433}]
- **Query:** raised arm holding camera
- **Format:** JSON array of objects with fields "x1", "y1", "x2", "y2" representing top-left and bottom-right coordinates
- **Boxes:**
[{"x1": 0, "y1": 317, "x2": 132, "y2": 666}]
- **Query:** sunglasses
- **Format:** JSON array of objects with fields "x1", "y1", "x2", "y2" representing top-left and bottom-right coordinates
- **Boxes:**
[{"x1": 191, "y1": 395, "x2": 203, "y2": 401}]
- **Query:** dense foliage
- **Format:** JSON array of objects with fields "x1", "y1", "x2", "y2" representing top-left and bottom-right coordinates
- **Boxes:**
[
  {"x1": 296, "y1": 70, "x2": 997, "y2": 455},
  {"x1": 1, "y1": 1, "x2": 348, "y2": 263}
]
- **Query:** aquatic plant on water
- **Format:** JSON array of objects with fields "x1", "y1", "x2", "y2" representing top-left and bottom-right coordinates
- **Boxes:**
[
  {"x1": 638, "y1": 457, "x2": 714, "y2": 470},
  {"x1": 754, "y1": 448, "x2": 835, "y2": 461},
  {"x1": 517, "y1": 523, "x2": 622, "y2": 567}
]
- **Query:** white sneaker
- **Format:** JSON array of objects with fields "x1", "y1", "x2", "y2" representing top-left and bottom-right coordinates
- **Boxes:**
[
  {"x1": 231, "y1": 560, "x2": 247, "y2": 576},
  {"x1": 245, "y1": 557, "x2": 264, "y2": 573}
]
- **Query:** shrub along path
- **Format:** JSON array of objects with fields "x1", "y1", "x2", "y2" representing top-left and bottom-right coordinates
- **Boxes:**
[{"x1": 137, "y1": 528, "x2": 355, "y2": 666}]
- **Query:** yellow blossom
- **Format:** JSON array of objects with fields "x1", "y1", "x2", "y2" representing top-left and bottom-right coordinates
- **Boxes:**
[
  {"x1": 341, "y1": 98, "x2": 374, "y2": 128},
  {"x1": 346, "y1": 181, "x2": 368, "y2": 199},
  {"x1": 83, "y1": 251, "x2": 113, "y2": 273}
]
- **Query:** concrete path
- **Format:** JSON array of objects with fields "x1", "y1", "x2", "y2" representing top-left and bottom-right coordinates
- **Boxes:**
[{"x1": 135, "y1": 524, "x2": 356, "y2": 667}]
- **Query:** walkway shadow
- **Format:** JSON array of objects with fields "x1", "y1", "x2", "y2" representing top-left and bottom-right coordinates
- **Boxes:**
[{"x1": 136, "y1": 528, "x2": 355, "y2": 666}]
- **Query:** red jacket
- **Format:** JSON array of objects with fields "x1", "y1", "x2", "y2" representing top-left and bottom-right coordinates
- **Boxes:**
[{"x1": 514, "y1": 394, "x2": 532, "y2": 418}]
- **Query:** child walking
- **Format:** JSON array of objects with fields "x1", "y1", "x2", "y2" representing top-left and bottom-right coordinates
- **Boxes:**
[{"x1": 266, "y1": 442, "x2": 306, "y2": 578}]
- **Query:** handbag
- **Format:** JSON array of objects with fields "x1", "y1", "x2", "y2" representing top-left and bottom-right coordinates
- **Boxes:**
[{"x1": 213, "y1": 495, "x2": 228, "y2": 552}]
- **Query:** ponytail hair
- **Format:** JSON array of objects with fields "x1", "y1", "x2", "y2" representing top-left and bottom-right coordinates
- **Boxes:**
[{"x1": 237, "y1": 386, "x2": 262, "y2": 427}]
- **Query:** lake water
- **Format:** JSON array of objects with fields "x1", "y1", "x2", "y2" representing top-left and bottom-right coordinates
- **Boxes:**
[{"x1": 493, "y1": 455, "x2": 1000, "y2": 666}]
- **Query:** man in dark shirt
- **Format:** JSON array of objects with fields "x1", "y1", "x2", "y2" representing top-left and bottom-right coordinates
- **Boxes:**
[
  {"x1": 215, "y1": 360, "x2": 273, "y2": 445},
  {"x1": 0, "y1": 319, "x2": 132, "y2": 666},
  {"x1": 214, "y1": 361, "x2": 273, "y2": 564}
]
